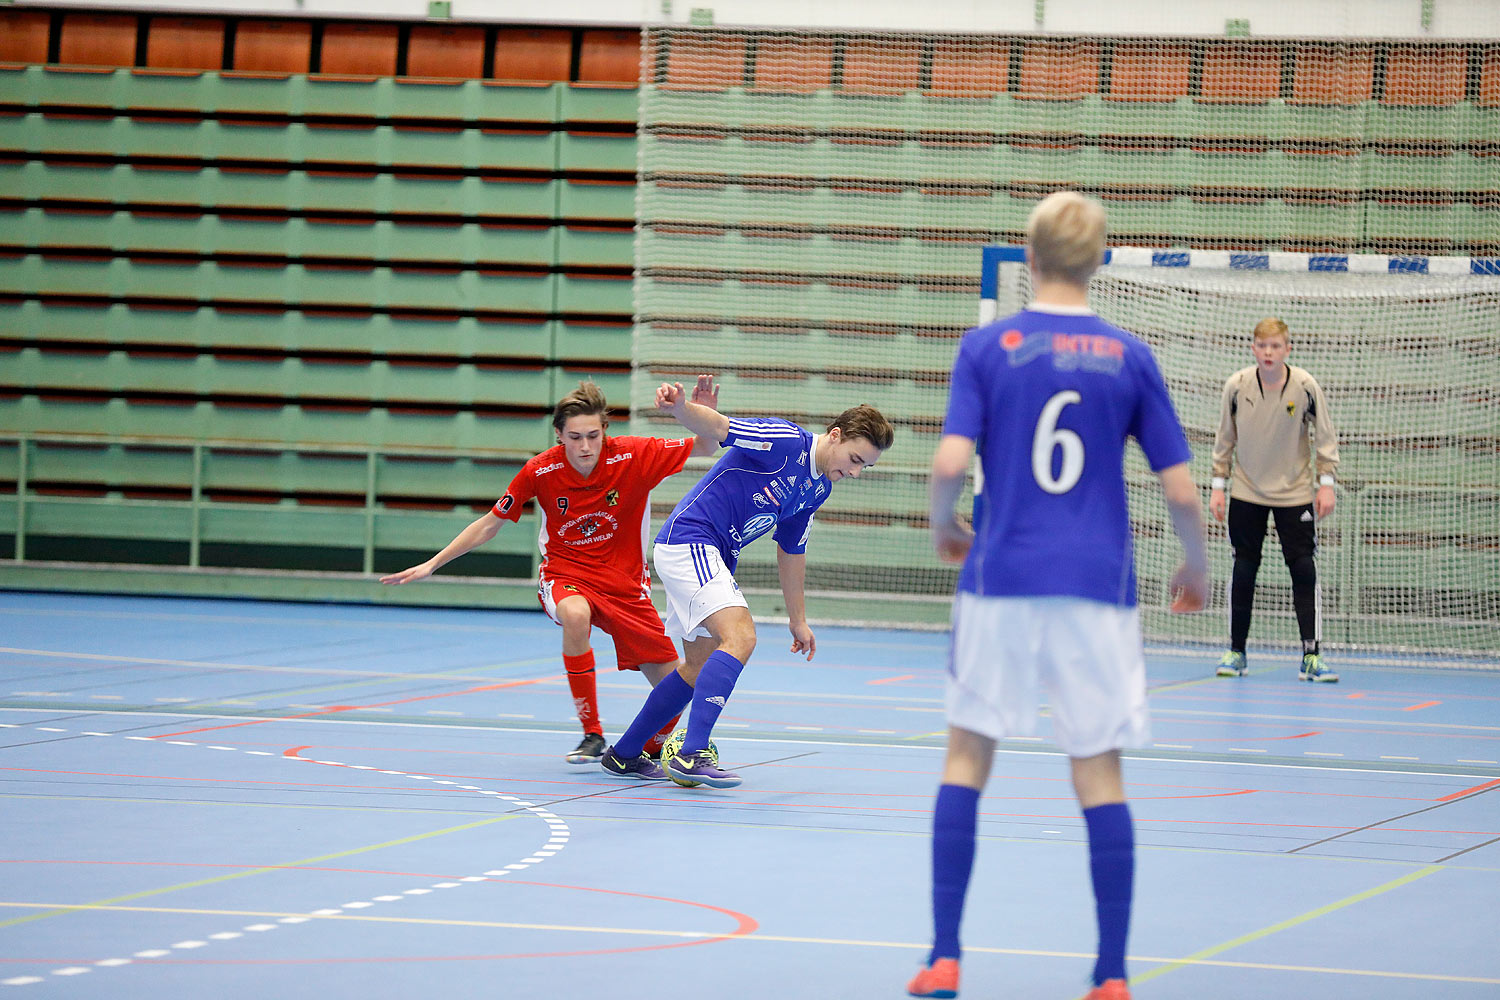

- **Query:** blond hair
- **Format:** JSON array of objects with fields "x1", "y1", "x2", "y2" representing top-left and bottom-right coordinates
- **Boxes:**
[
  {"x1": 552, "y1": 380, "x2": 609, "y2": 432},
  {"x1": 1253, "y1": 317, "x2": 1290, "y2": 343},
  {"x1": 1026, "y1": 191, "x2": 1107, "y2": 286},
  {"x1": 828, "y1": 404, "x2": 895, "y2": 451}
]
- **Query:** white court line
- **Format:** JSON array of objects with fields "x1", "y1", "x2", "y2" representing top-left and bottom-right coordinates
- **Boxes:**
[
  {"x1": 1153, "y1": 706, "x2": 1500, "y2": 734},
  {"x1": 1, "y1": 707, "x2": 1494, "y2": 781}
]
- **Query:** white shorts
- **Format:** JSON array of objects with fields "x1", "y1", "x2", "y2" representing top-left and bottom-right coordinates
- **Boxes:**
[
  {"x1": 651, "y1": 542, "x2": 749, "y2": 642},
  {"x1": 947, "y1": 592, "x2": 1149, "y2": 759}
]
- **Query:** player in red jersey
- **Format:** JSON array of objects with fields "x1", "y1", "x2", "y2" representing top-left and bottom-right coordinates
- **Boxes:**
[{"x1": 380, "y1": 377, "x2": 720, "y2": 764}]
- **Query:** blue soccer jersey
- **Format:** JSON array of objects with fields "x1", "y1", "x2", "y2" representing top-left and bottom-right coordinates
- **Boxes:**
[
  {"x1": 944, "y1": 305, "x2": 1191, "y2": 606},
  {"x1": 655, "y1": 417, "x2": 831, "y2": 572}
]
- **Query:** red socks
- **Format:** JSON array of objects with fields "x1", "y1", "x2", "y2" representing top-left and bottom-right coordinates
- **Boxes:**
[
  {"x1": 563, "y1": 650, "x2": 600, "y2": 735},
  {"x1": 641, "y1": 714, "x2": 682, "y2": 757}
]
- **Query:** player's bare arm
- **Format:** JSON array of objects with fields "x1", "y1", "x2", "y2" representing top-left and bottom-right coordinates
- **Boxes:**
[
  {"x1": 657, "y1": 378, "x2": 731, "y2": 444},
  {"x1": 379, "y1": 512, "x2": 501, "y2": 585},
  {"x1": 929, "y1": 434, "x2": 976, "y2": 564},
  {"x1": 776, "y1": 545, "x2": 816, "y2": 660},
  {"x1": 1158, "y1": 463, "x2": 1210, "y2": 612}
]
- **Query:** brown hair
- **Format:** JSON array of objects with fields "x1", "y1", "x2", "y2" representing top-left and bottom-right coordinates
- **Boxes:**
[
  {"x1": 553, "y1": 380, "x2": 609, "y2": 432},
  {"x1": 1253, "y1": 317, "x2": 1290, "y2": 343},
  {"x1": 828, "y1": 404, "x2": 895, "y2": 451},
  {"x1": 1026, "y1": 190, "x2": 1107, "y2": 286}
]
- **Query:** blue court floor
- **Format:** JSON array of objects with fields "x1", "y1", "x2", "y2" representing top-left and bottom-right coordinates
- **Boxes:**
[{"x1": 1, "y1": 591, "x2": 1497, "y2": 999}]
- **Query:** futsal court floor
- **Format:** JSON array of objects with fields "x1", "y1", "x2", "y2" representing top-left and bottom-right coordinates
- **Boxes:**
[{"x1": 1, "y1": 591, "x2": 1496, "y2": 999}]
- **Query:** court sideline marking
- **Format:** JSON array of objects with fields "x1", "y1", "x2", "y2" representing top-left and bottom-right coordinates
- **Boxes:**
[{"x1": 6, "y1": 710, "x2": 1499, "y2": 783}]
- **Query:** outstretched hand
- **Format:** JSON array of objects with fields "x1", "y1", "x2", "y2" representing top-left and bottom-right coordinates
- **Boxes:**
[
  {"x1": 379, "y1": 563, "x2": 433, "y2": 585},
  {"x1": 689, "y1": 374, "x2": 720, "y2": 410}
]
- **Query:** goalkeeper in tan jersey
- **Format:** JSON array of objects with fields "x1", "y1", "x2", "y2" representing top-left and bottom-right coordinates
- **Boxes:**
[{"x1": 1209, "y1": 317, "x2": 1341, "y2": 682}]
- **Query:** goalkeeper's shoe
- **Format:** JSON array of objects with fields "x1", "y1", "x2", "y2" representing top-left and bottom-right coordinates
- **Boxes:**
[
  {"x1": 599, "y1": 747, "x2": 666, "y2": 780},
  {"x1": 907, "y1": 957, "x2": 959, "y2": 998},
  {"x1": 565, "y1": 731, "x2": 606, "y2": 765},
  {"x1": 666, "y1": 750, "x2": 741, "y2": 789},
  {"x1": 1084, "y1": 980, "x2": 1131, "y2": 1000},
  {"x1": 1300, "y1": 652, "x2": 1339, "y2": 683},
  {"x1": 1216, "y1": 650, "x2": 1248, "y2": 677}
]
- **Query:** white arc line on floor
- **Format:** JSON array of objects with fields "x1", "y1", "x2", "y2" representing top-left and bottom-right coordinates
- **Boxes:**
[{"x1": 0, "y1": 723, "x2": 572, "y2": 988}]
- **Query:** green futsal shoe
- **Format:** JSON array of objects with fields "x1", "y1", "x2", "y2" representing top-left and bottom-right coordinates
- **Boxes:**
[
  {"x1": 1300, "y1": 652, "x2": 1339, "y2": 683},
  {"x1": 1216, "y1": 650, "x2": 1248, "y2": 677}
]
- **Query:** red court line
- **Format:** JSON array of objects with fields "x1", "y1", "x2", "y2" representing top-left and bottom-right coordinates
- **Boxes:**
[
  {"x1": 6, "y1": 879, "x2": 759, "y2": 966},
  {"x1": 1403, "y1": 700, "x2": 1441, "y2": 711},
  {"x1": 867, "y1": 673, "x2": 915, "y2": 685},
  {"x1": 152, "y1": 678, "x2": 545, "y2": 739},
  {"x1": 1437, "y1": 777, "x2": 1500, "y2": 802}
]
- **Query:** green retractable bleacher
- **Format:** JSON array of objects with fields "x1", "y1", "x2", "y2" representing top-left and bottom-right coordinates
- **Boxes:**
[{"x1": 0, "y1": 20, "x2": 638, "y2": 601}]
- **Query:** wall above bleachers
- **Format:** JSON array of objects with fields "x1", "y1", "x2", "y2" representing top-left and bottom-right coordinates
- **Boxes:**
[{"x1": 15, "y1": 0, "x2": 1500, "y2": 39}]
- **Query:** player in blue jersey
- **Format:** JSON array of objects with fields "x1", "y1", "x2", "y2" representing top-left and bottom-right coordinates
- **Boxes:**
[
  {"x1": 599, "y1": 387, "x2": 895, "y2": 788},
  {"x1": 907, "y1": 192, "x2": 1209, "y2": 1000}
]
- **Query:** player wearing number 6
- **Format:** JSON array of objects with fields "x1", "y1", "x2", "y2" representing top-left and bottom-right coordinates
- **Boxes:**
[{"x1": 909, "y1": 192, "x2": 1209, "y2": 1000}]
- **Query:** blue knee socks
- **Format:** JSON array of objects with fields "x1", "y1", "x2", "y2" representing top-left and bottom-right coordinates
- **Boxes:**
[
  {"x1": 1084, "y1": 802, "x2": 1135, "y2": 986},
  {"x1": 682, "y1": 649, "x2": 743, "y2": 752},
  {"x1": 612, "y1": 670, "x2": 693, "y2": 759},
  {"x1": 929, "y1": 783, "x2": 980, "y2": 964}
]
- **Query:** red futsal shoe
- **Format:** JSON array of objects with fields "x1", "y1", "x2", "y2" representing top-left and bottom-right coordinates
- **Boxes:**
[{"x1": 907, "y1": 957, "x2": 959, "y2": 998}]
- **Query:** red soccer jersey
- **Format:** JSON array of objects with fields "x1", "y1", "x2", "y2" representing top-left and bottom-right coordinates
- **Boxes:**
[{"x1": 492, "y1": 434, "x2": 693, "y2": 596}]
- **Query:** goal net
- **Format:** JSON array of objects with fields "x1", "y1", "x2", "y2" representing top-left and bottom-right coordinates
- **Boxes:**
[
  {"x1": 632, "y1": 26, "x2": 1499, "y2": 657},
  {"x1": 988, "y1": 247, "x2": 1500, "y2": 659}
]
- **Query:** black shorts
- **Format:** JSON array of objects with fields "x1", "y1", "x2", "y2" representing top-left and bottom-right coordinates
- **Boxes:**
[{"x1": 1227, "y1": 497, "x2": 1317, "y2": 563}]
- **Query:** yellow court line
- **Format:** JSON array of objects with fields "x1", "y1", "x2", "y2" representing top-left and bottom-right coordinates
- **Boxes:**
[
  {"x1": 0, "y1": 646, "x2": 554, "y2": 684},
  {"x1": 0, "y1": 903, "x2": 1492, "y2": 985},
  {"x1": 1147, "y1": 669, "x2": 1267, "y2": 695},
  {"x1": 0, "y1": 815, "x2": 515, "y2": 931},
  {"x1": 0, "y1": 792, "x2": 501, "y2": 817},
  {"x1": 0, "y1": 644, "x2": 558, "y2": 710},
  {"x1": 198, "y1": 667, "x2": 552, "y2": 709},
  {"x1": 0, "y1": 608, "x2": 524, "y2": 634},
  {"x1": 1128, "y1": 863, "x2": 1448, "y2": 988}
]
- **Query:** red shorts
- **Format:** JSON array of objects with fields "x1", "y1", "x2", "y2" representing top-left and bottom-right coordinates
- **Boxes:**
[{"x1": 538, "y1": 576, "x2": 678, "y2": 670}]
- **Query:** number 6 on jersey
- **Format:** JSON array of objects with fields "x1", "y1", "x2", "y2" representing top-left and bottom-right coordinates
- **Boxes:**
[{"x1": 1033, "y1": 390, "x2": 1084, "y2": 493}]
